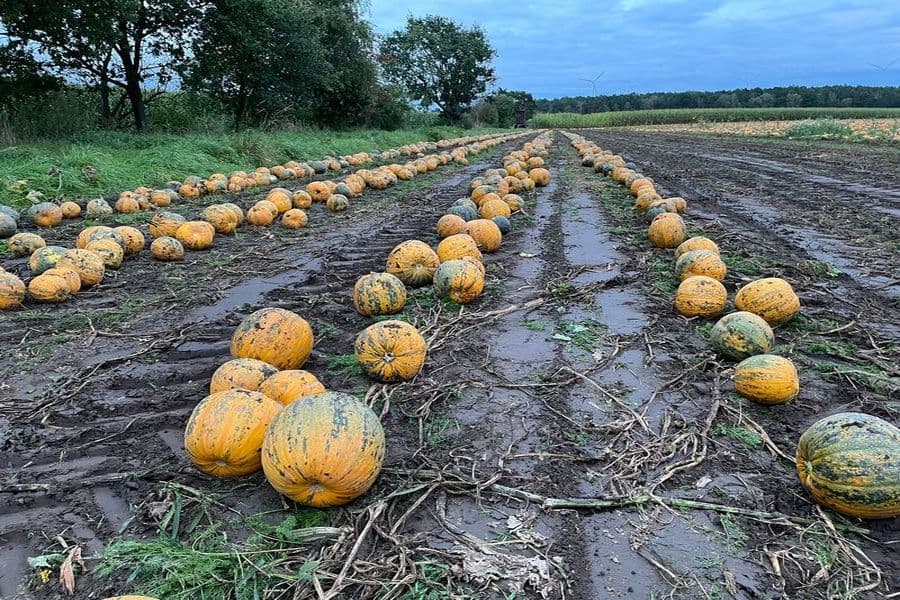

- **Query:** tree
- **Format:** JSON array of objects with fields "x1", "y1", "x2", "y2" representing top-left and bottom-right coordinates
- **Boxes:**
[
  {"x1": 1, "y1": 0, "x2": 200, "y2": 130},
  {"x1": 379, "y1": 15, "x2": 495, "y2": 124},
  {"x1": 489, "y1": 94, "x2": 516, "y2": 127},
  {"x1": 0, "y1": 40, "x2": 60, "y2": 112}
]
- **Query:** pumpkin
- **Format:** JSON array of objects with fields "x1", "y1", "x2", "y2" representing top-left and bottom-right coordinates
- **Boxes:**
[
  {"x1": 231, "y1": 307, "x2": 314, "y2": 370},
  {"x1": 675, "y1": 249, "x2": 727, "y2": 282},
  {"x1": 281, "y1": 209, "x2": 308, "y2": 229},
  {"x1": 221, "y1": 203, "x2": 244, "y2": 225},
  {"x1": 796, "y1": 413, "x2": 900, "y2": 519},
  {"x1": 77, "y1": 226, "x2": 125, "y2": 251},
  {"x1": 386, "y1": 240, "x2": 439, "y2": 287},
  {"x1": 476, "y1": 192, "x2": 502, "y2": 209},
  {"x1": 436, "y1": 214, "x2": 467, "y2": 238},
  {"x1": 149, "y1": 211, "x2": 187, "y2": 238},
  {"x1": 670, "y1": 197, "x2": 688, "y2": 213},
  {"x1": 674, "y1": 276, "x2": 728, "y2": 318},
  {"x1": 527, "y1": 156, "x2": 545, "y2": 168},
  {"x1": 529, "y1": 168, "x2": 551, "y2": 186},
  {"x1": 261, "y1": 392, "x2": 385, "y2": 507},
  {"x1": 115, "y1": 195, "x2": 140, "y2": 214},
  {"x1": 175, "y1": 221, "x2": 215, "y2": 250},
  {"x1": 184, "y1": 390, "x2": 282, "y2": 477},
  {"x1": 306, "y1": 181, "x2": 331, "y2": 202},
  {"x1": 635, "y1": 190, "x2": 662, "y2": 212},
  {"x1": 433, "y1": 259, "x2": 485, "y2": 304},
  {"x1": 209, "y1": 358, "x2": 279, "y2": 394},
  {"x1": 734, "y1": 278, "x2": 801, "y2": 326},
  {"x1": 436, "y1": 233, "x2": 483, "y2": 264},
  {"x1": 503, "y1": 194, "x2": 523, "y2": 212},
  {"x1": 647, "y1": 213, "x2": 686, "y2": 248},
  {"x1": 447, "y1": 205, "x2": 478, "y2": 221},
  {"x1": 354, "y1": 320, "x2": 427, "y2": 382},
  {"x1": 326, "y1": 194, "x2": 349, "y2": 212},
  {"x1": 464, "y1": 219, "x2": 502, "y2": 253},
  {"x1": 60, "y1": 201, "x2": 82, "y2": 218},
  {"x1": 258, "y1": 370, "x2": 326, "y2": 405},
  {"x1": 58, "y1": 249, "x2": 105, "y2": 287},
  {"x1": 86, "y1": 239, "x2": 125, "y2": 269},
  {"x1": 27, "y1": 202, "x2": 63, "y2": 228},
  {"x1": 28, "y1": 272, "x2": 71, "y2": 302},
  {"x1": 150, "y1": 236, "x2": 185, "y2": 261},
  {"x1": 201, "y1": 205, "x2": 239, "y2": 234},
  {"x1": 292, "y1": 190, "x2": 313, "y2": 209},
  {"x1": 0, "y1": 213, "x2": 16, "y2": 238},
  {"x1": 86, "y1": 198, "x2": 114, "y2": 218},
  {"x1": 265, "y1": 188, "x2": 293, "y2": 213},
  {"x1": 710, "y1": 311, "x2": 774, "y2": 359},
  {"x1": 114, "y1": 226, "x2": 146, "y2": 255},
  {"x1": 675, "y1": 236, "x2": 719, "y2": 260},
  {"x1": 492, "y1": 216, "x2": 511, "y2": 235},
  {"x1": 29, "y1": 246, "x2": 67, "y2": 275},
  {"x1": 43, "y1": 267, "x2": 81, "y2": 293},
  {"x1": 247, "y1": 204, "x2": 275, "y2": 226},
  {"x1": 255, "y1": 200, "x2": 279, "y2": 219},
  {"x1": 733, "y1": 354, "x2": 799, "y2": 405},
  {"x1": 9, "y1": 232, "x2": 46, "y2": 256},
  {"x1": 0, "y1": 271, "x2": 26, "y2": 309},
  {"x1": 0, "y1": 204, "x2": 21, "y2": 224},
  {"x1": 480, "y1": 198, "x2": 511, "y2": 220},
  {"x1": 353, "y1": 272, "x2": 407, "y2": 317},
  {"x1": 150, "y1": 190, "x2": 173, "y2": 207}
]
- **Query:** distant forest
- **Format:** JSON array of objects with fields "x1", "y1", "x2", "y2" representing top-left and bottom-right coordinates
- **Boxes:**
[{"x1": 535, "y1": 85, "x2": 900, "y2": 114}]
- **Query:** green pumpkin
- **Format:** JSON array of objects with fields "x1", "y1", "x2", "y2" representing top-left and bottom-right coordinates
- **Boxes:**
[
  {"x1": 309, "y1": 160, "x2": 328, "y2": 174},
  {"x1": 0, "y1": 213, "x2": 17, "y2": 239},
  {"x1": 326, "y1": 194, "x2": 349, "y2": 212},
  {"x1": 492, "y1": 216, "x2": 511, "y2": 235},
  {"x1": 710, "y1": 311, "x2": 774, "y2": 359},
  {"x1": 797, "y1": 412, "x2": 900, "y2": 519},
  {"x1": 447, "y1": 205, "x2": 478, "y2": 221},
  {"x1": 0, "y1": 205, "x2": 20, "y2": 224},
  {"x1": 29, "y1": 245, "x2": 68, "y2": 275},
  {"x1": 453, "y1": 198, "x2": 478, "y2": 211},
  {"x1": 646, "y1": 206, "x2": 667, "y2": 220},
  {"x1": 334, "y1": 183, "x2": 354, "y2": 197}
]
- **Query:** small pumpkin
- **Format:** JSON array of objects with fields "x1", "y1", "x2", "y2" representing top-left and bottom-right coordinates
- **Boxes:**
[
  {"x1": 436, "y1": 214, "x2": 467, "y2": 238},
  {"x1": 529, "y1": 168, "x2": 551, "y2": 186},
  {"x1": 86, "y1": 198, "x2": 114, "y2": 218},
  {"x1": 635, "y1": 190, "x2": 662, "y2": 212},
  {"x1": 258, "y1": 370, "x2": 326, "y2": 405},
  {"x1": 281, "y1": 209, "x2": 308, "y2": 229},
  {"x1": 326, "y1": 194, "x2": 349, "y2": 212},
  {"x1": 57, "y1": 249, "x2": 105, "y2": 287},
  {"x1": 0, "y1": 271, "x2": 26, "y2": 309},
  {"x1": 28, "y1": 246, "x2": 67, "y2": 275},
  {"x1": 306, "y1": 181, "x2": 331, "y2": 202},
  {"x1": 464, "y1": 219, "x2": 502, "y2": 253},
  {"x1": 675, "y1": 249, "x2": 727, "y2": 282},
  {"x1": 265, "y1": 188, "x2": 293, "y2": 213},
  {"x1": 221, "y1": 203, "x2": 244, "y2": 225},
  {"x1": 261, "y1": 392, "x2": 385, "y2": 507},
  {"x1": 77, "y1": 225, "x2": 125, "y2": 251},
  {"x1": 433, "y1": 259, "x2": 485, "y2": 304},
  {"x1": 60, "y1": 201, "x2": 82, "y2": 218},
  {"x1": 43, "y1": 267, "x2": 81, "y2": 293},
  {"x1": 354, "y1": 320, "x2": 427, "y2": 382},
  {"x1": 28, "y1": 272, "x2": 71, "y2": 302},
  {"x1": 503, "y1": 194, "x2": 523, "y2": 212},
  {"x1": 386, "y1": 240, "x2": 440, "y2": 287},
  {"x1": 209, "y1": 357, "x2": 279, "y2": 394},
  {"x1": 733, "y1": 354, "x2": 799, "y2": 405},
  {"x1": 675, "y1": 236, "x2": 719, "y2": 260},
  {"x1": 184, "y1": 390, "x2": 283, "y2": 477},
  {"x1": 710, "y1": 311, "x2": 774, "y2": 359},
  {"x1": 150, "y1": 236, "x2": 185, "y2": 261},
  {"x1": 255, "y1": 200, "x2": 279, "y2": 219},
  {"x1": 27, "y1": 202, "x2": 64, "y2": 228},
  {"x1": 674, "y1": 275, "x2": 727, "y2": 318},
  {"x1": 150, "y1": 190, "x2": 174, "y2": 207},
  {"x1": 201, "y1": 205, "x2": 239, "y2": 234},
  {"x1": 480, "y1": 198, "x2": 511, "y2": 220},
  {"x1": 114, "y1": 226, "x2": 146, "y2": 255},
  {"x1": 115, "y1": 194, "x2": 141, "y2": 214},
  {"x1": 149, "y1": 211, "x2": 187, "y2": 238},
  {"x1": 86, "y1": 239, "x2": 125, "y2": 269},
  {"x1": 647, "y1": 213, "x2": 686, "y2": 249},
  {"x1": 175, "y1": 221, "x2": 215, "y2": 250},
  {"x1": 436, "y1": 233, "x2": 483, "y2": 264},
  {"x1": 734, "y1": 278, "x2": 801, "y2": 326},
  {"x1": 353, "y1": 272, "x2": 407, "y2": 317},
  {"x1": 292, "y1": 190, "x2": 313, "y2": 209},
  {"x1": 796, "y1": 412, "x2": 900, "y2": 519},
  {"x1": 9, "y1": 232, "x2": 46, "y2": 256},
  {"x1": 247, "y1": 204, "x2": 275, "y2": 226},
  {"x1": 231, "y1": 307, "x2": 314, "y2": 370},
  {"x1": 0, "y1": 213, "x2": 16, "y2": 238}
]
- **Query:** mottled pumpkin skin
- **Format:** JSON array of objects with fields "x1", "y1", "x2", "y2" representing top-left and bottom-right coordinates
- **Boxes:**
[
  {"x1": 480, "y1": 198, "x2": 511, "y2": 220},
  {"x1": 43, "y1": 267, "x2": 82, "y2": 293},
  {"x1": 306, "y1": 181, "x2": 331, "y2": 202},
  {"x1": 86, "y1": 239, "x2": 125, "y2": 269},
  {"x1": 281, "y1": 209, "x2": 308, "y2": 229},
  {"x1": 258, "y1": 370, "x2": 326, "y2": 405},
  {"x1": 710, "y1": 311, "x2": 774, "y2": 359},
  {"x1": 647, "y1": 213, "x2": 686, "y2": 248},
  {"x1": 0, "y1": 272, "x2": 26, "y2": 309},
  {"x1": 464, "y1": 219, "x2": 502, "y2": 253},
  {"x1": 231, "y1": 307, "x2": 314, "y2": 370},
  {"x1": 529, "y1": 168, "x2": 551, "y2": 186},
  {"x1": 265, "y1": 188, "x2": 293, "y2": 213},
  {"x1": 436, "y1": 234, "x2": 483, "y2": 264},
  {"x1": 433, "y1": 259, "x2": 485, "y2": 304},
  {"x1": 634, "y1": 190, "x2": 662, "y2": 212},
  {"x1": 354, "y1": 320, "x2": 427, "y2": 382},
  {"x1": 436, "y1": 214, "x2": 467, "y2": 238},
  {"x1": 28, "y1": 272, "x2": 71, "y2": 302},
  {"x1": 353, "y1": 272, "x2": 407, "y2": 317},
  {"x1": 175, "y1": 221, "x2": 216, "y2": 250},
  {"x1": 796, "y1": 412, "x2": 900, "y2": 519},
  {"x1": 675, "y1": 236, "x2": 720, "y2": 260},
  {"x1": 734, "y1": 354, "x2": 799, "y2": 404},
  {"x1": 201, "y1": 205, "x2": 239, "y2": 234},
  {"x1": 58, "y1": 249, "x2": 105, "y2": 287},
  {"x1": 113, "y1": 226, "x2": 146, "y2": 255},
  {"x1": 674, "y1": 275, "x2": 727, "y2": 318},
  {"x1": 247, "y1": 204, "x2": 275, "y2": 226},
  {"x1": 734, "y1": 277, "x2": 801, "y2": 326},
  {"x1": 184, "y1": 390, "x2": 283, "y2": 477},
  {"x1": 261, "y1": 392, "x2": 385, "y2": 507},
  {"x1": 386, "y1": 240, "x2": 440, "y2": 287},
  {"x1": 209, "y1": 357, "x2": 279, "y2": 394},
  {"x1": 77, "y1": 225, "x2": 125, "y2": 251},
  {"x1": 27, "y1": 202, "x2": 63, "y2": 228},
  {"x1": 28, "y1": 245, "x2": 67, "y2": 275},
  {"x1": 8, "y1": 232, "x2": 46, "y2": 256},
  {"x1": 675, "y1": 249, "x2": 727, "y2": 282},
  {"x1": 221, "y1": 202, "x2": 245, "y2": 225},
  {"x1": 292, "y1": 191, "x2": 313, "y2": 209},
  {"x1": 150, "y1": 236, "x2": 185, "y2": 261},
  {"x1": 149, "y1": 211, "x2": 186, "y2": 238}
]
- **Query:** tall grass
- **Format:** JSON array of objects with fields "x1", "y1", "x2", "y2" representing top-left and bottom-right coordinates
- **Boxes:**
[
  {"x1": 531, "y1": 107, "x2": 900, "y2": 128},
  {"x1": 0, "y1": 126, "x2": 505, "y2": 209}
]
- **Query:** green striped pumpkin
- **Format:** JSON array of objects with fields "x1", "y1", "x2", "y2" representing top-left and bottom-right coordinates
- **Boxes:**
[
  {"x1": 352, "y1": 272, "x2": 407, "y2": 317},
  {"x1": 710, "y1": 311, "x2": 774, "y2": 359}
]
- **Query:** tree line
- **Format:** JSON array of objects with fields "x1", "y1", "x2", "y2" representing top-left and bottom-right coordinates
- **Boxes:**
[{"x1": 536, "y1": 85, "x2": 900, "y2": 114}]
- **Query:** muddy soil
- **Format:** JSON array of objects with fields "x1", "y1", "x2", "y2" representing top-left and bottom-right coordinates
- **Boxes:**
[{"x1": 1, "y1": 130, "x2": 897, "y2": 600}]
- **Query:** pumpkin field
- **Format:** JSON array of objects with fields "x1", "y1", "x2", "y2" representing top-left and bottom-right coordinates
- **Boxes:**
[{"x1": 0, "y1": 126, "x2": 898, "y2": 600}]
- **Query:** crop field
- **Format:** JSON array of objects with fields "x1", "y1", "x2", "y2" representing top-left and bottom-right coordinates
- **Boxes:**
[{"x1": 0, "y1": 126, "x2": 898, "y2": 600}]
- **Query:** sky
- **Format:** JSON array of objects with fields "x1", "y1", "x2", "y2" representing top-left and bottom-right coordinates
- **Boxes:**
[{"x1": 366, "y1": 0, "x2": 900, "y2": 99}]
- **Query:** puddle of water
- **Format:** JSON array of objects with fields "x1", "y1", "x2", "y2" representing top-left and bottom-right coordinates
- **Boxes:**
[
  {"x1": 92, "y1": 487, "x2": 134, "y2": 532},
  {"x1": 0, "y1": 534, "x2": 29, "y2": 599},
  {"x1": 561, "y1": 194, "x2": 623, "y2": 285},
  {"x1": 594, "y1": 289, "x2": 647, "y2": 336}
]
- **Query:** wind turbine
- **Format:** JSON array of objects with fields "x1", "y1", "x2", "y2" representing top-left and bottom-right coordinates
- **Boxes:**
[
  {"x1": 578, "y1": 72, "x2": 605, "y2": 96},
  {"x1": 868, "y1": 58, "x2": 899, "y2": 71}
]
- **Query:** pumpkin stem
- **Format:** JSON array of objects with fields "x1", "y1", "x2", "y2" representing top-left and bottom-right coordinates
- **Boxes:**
[{"x1": 383, "y1": 352, "x2": 395, "y2": 363}]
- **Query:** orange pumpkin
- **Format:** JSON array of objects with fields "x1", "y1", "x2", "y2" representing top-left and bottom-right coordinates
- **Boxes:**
[
  {"x1": 436, "y1": 214, "x2": 467, "y2": 238},
  {"x1": 258, "y1": 370, "x2": 326, "y2": 405},
  {"x1": 674, "y1": 276, "x2": 727, "y2": 318},
  {"x1": 647, "y1": 213, "x2": 686, "y2": 248},
  {"x1": 675, "y1": 236, "x2": 719, "y2": 260},
  {"x1": 150, "y1": 190, "x2": 174, "y2": 207},
  {"x1": 261, "y1": 392, "x2": 385, "y2": 506},
  {"x1": 231, "y1": 307, "x2": 314, "y2": 370},
  {"x1": 86, "y1": 239, "x2": 125, "y2": 269},
  {"x1": 28, "y1": 202, "x2": 63, "y2": 228},
  {"x1": 292, "y1": 190, "x2": 313, "y2": 209},
  {"x1": 635, "y1": 190, "x2": 662, "y2": 212},
  {"x1": 60, "y1": 201, "x2": 82, "y2": 218},
  {"x1": 529, "y1": 168, "x2": 551, "y2": 186},
  {"x1": 386, "y1": 240, "x2": 440, "y2": 287},
  {"x1": 480, "y1": 198, "x2": 511, "y2": 220},
  {"x1": 43, "y1": 267, "x2": 82, "y2": 294},
  {"x1": 28, "y1": 272, "x2": 71, "y2": 302},
  {"x1": 57, "y1": 249, "x2": 105, "y2": 287},
  {"x1": 150, "y1": 236, "x2": 184, "y2": 261},
  {"x1": 734, "y1": 278, "x2": 801, "y2": 326},
  {"x1": 281, "y1": 209, "x2": 308, "y2": 229},
  {"x1": 149, "y1": 211, "x2": 187, "y2": 238},
  {"x1": 247, "y1": 204, "x2": 275, "y2": 226},
  {"x1": 201, "y1": 205, "x2": 239, "y2": 234},
  {"x1": 464, "y1": 219, "x2": 502, "y2": 253},
  {"x1": 8, "y1": 232, "x2": 46, "y2": 256},
  {"x1": 503, "y1": 194, "x2": 523, "y2": 212},
  {"x1": 734, "y1": 354, "x2": 799, "y2": 405},
  {"x1": 354, "y1": 320, "x2": 427, "y2": 382},
  {"x1": 433, "y1": 258, "x2": 485, "y2": 304},
  {"x1": 221, "y1": 202, "x2": 244, "y2": 225},
  {"x1": 175, "y1": 221, "x2": 215, "y2": 250},
  {"x1": 184, "y1": 390, "x2": 283, "y2": 477},
  {"x1": 436, "y1": 233, "x2": 483, "y2": 263},
  {"x1": 306, "y1": 181, "x2": 331, "y2": 202},
  {"x1": 0, "y1": 271, "x2": 26, "y2": 309},
  {"x1": 209, "y1": 357, "x2": 279, "y2": 394},
  {"x1": 353, "y1": 272, "x2": 407, "y2": 317},
  {"x1": 113, "y1": 226, "x2": 146, "y2": 255},
  {"x1": 266, "y1": 188, "x2": 293, "y2": 213},
  {"x1": 115, "y1": 194, "x2": 141, "y2": 214},
  {"x1": 255, "y1": 200, "x2": 279, "y2": 218},
  {"x1": 675, "y1": 249, "x2": 727, "y2": 281}
]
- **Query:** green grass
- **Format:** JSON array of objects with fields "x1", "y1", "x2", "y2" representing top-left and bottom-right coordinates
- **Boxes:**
[
  {"x1": 713, "y1": 424, "x2": 762, "y2": 450},
  {"x1": 784, "y1": 119, "x2": 857, "y2": 140},
  {"x1": 531, "y1": 107, "x2": 900, "y2": 129},
  {"x1": 326, "y1": 354, "x2": 365, "y2": 376},
  {"x1": 555, "y1": 319, "x2": 605, "y2": 353},
  {"x1": 0, "y1": 126, "x2": 505, "y2": 210}
]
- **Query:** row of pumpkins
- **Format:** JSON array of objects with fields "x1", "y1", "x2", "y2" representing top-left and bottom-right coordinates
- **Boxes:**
[
  {"x1": 564, "y1": 131, "x2": 898, "y2": 520},
  {"x1": 0, "y1": 131, "x2": 532, "y2": 310},
  {"x1": 180, "y1": 134, "x2": 555, "y2": 513}
]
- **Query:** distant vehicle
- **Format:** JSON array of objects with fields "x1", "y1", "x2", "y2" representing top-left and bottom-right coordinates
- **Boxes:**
[{"x1": 514, "y1": 108, "x2": 527, "y2": 128}]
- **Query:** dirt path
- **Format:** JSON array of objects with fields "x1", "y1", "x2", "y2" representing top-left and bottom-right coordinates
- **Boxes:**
[{"x1": 1, "y1": 131, "x2": 896, "y2": 599}]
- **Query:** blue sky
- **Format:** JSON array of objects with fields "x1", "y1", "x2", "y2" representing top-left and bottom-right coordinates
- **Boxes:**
[{"x1": 366, "y1": 0, "x2": 900, "y2": 99}]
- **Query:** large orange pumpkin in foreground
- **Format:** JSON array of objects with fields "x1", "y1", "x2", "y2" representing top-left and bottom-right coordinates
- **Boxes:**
[
  {"x1": 464, "y1": 219, "x2": 502, "y2": 253},
  {"x1": 674, "y1": 275, "x2": 727, "y2": 318},
  {"x1": 184, "y1": 390, "x2": 282, "y2": 477},
  {"x1": 647, "y1": 213, "x2": 686, "y2": 248},
  {"x1": 261, "y1": 392, "x2": 385, "y2": 507},
  {"x1": 733, "y1": 354, "x2": 799, "y2": 405},
  {"x1": 231, "y1": 307, "x2": 314, "y2": 370},
  {"x1": 734, "y1": 277, "x2": 801, "y2": 326},
  {"x1": 354, "y1": 320, "x2": 427, "y2": 382},
  {"x1": 385, "y1": 240, "x2": 439, "y2": 287}
]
